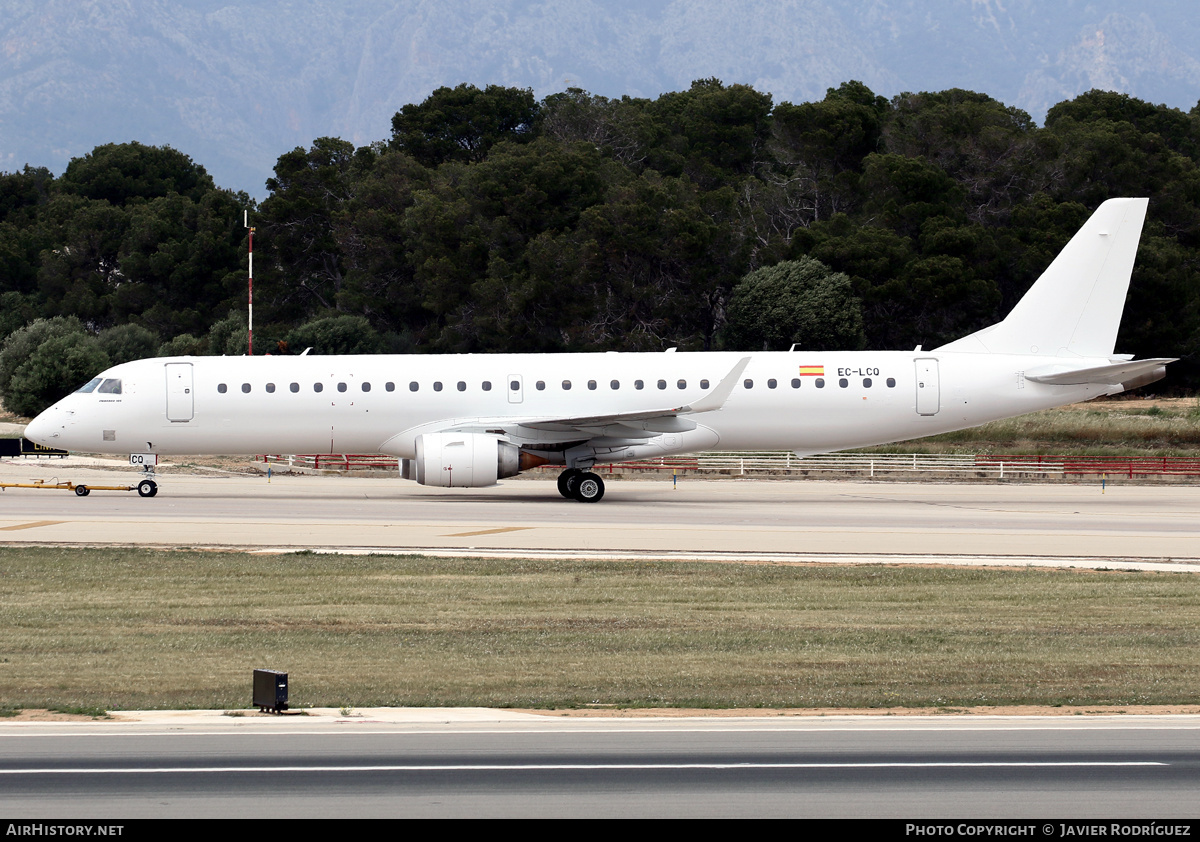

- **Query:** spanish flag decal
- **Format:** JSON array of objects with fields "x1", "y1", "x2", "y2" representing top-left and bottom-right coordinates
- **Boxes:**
[{"x1": 798, "y1": 365, "x2": 824, "y2": 376}]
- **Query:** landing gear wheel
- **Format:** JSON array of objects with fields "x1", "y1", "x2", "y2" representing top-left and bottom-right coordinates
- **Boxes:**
[
  {"x1": 74, "y1": 485, "x2": 89, "y2": 496},
  {"x1": 557, "y1": 468, "x2": 581, "y2": 499},
  {"x1": 573, "y1": 471, "x2": 605, "y2": 503},
  {"x1": 137, "y1": 479, "x2": 158, "y2": 498}
]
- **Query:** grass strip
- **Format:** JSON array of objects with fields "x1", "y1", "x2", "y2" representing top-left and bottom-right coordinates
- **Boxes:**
[
  {"x1": 1, "y1": 547, "x2": 1198, "y2": 711},
  {"x1": 854, "y1": 399, "x2": 1200, "y2": 456}
]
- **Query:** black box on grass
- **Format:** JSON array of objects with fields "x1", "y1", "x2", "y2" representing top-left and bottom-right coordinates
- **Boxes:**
[{"x1": 253, "y1": 669, "x2": 288, "y2": 713}]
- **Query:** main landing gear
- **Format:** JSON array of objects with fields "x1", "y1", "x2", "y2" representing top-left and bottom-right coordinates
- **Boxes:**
[{"x1": 557, "y1": 468, "x2": 605, "y2": 503}]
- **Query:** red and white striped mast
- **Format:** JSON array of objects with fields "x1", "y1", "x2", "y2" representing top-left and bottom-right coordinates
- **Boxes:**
[{"x1": 245, "y1": 210, "x2": 254, "y2": 356}]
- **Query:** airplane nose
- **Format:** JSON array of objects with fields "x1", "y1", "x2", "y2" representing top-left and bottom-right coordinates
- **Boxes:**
[{"x1": 24, "y1": 407, "x2": 61, "y2": 445}]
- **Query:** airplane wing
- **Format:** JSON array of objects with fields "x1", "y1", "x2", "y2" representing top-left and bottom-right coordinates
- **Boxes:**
[
  {"x1": 382, "y1": 357, "x2": 752, "y2": 449},
  {"x1": 514, "y1": 356, "x2": 750, "y2": 432},
  {"x1": 513, "y1": 356, "x2": 751, "y2": 437}
]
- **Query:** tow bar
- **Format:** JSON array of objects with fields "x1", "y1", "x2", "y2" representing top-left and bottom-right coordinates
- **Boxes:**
[{"x1": 0, "y1": 478, "x2": 157, "y2": 497}]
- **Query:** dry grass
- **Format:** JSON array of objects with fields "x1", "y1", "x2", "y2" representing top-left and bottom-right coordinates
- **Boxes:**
[
  {"x1": 855, "y1": 397, "x2": 1200, "y2": 456},
  {"x1": 2, "y1": 547, "x2": 1198, "y2": 711}
]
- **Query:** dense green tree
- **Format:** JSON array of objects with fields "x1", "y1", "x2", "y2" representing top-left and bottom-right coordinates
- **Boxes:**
[
  {"x1": 400, "y1": 138, "x2": 611, "y2": 350},
  {"x1": 645, "y1": 79, "x2": 774, "y2": 188},
  {"x1": 541, "y1": 88, "x2": 656, "y2": 167},
  {"x1": 0, "y1": 317, "x2": 108, "y2": 417},
  {"x1": 724, "y1": 257, "x2": 864, "y2": 351},
  {"x1": 284, "y1": 315, "x2": 387, "y2": 355},
  {"x1": 158, "y1": 333, "x2": 207, "y2": 356},
  {"x1": 97, "y1": 323, "x2": 160, "y2": 365},
  {"x1": 564, "y1": 171, "x2": 731, "y2": 350},
  {"x1": 0, "y1": 166, "x2": 53, "y2": 224},
  {"x1": 0, "y1": 292, "x2": 37, "y2": 343},
  {"x1": 859, "y1": 153, "x2": 964, "y2": 239},
  {"x1": 390, "y1": 84, "x2": 540, "y2": 168},
  {"x1": 58, "y1": 142, "x2": 214, "y2": 206},
  {"x1": 4, "y1": 333, "x2": 110, "y2": 418},
  {"x1": 206, "y1": 312, "x2": 248, "y2": 357},
  {"x1": 332, "y1": 149, "x2": 429, "y2": 334},
  {"x1": 1044, "y1": 102, "x2": 1200, "y2": 239},
  {"x1": 257, "y1": 138, "x2": 372, "y2": 324},
  {"x1": 882, "y1": 89, "x2": 1047, "y2": 222},
  {"x1": 1053, "y1": 90, "x2": 1200, "y2": 162}
]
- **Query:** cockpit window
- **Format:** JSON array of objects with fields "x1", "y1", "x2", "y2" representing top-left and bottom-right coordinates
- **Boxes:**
[
  {"x1": 76, "y1": 378, "x2": 102, "y2": 394},
  {"x1": 97, "y1": 378, "x2": 122, "y2": 394}
]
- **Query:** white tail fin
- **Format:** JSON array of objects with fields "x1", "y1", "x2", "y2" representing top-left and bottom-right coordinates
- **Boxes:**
[{"x1": 936, "y1": 198, "x2": 1148, "y2": 358}]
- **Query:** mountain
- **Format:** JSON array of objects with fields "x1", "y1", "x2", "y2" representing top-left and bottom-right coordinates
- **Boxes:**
[{"x1": 2, "y1": 0, "x2": 1197, "y2": 196}]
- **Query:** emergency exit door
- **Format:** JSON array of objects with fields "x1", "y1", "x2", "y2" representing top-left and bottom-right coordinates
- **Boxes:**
[{"x1": 914, "y1": 358, "x2": 940, "y2": 416}]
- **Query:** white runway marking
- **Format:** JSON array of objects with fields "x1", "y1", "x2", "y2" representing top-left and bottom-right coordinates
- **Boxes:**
[{"x1": 4, "y1": 761, "x2": 1167, "y2": 774}]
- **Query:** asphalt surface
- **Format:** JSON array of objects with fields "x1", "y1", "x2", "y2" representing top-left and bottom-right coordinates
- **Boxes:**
[
  {"x1": 2, "y1": 459, "x2": 1199, "y2": 567},
  {"x1": 4, "y1": 711, "x2": 1200, "y2": 818}
]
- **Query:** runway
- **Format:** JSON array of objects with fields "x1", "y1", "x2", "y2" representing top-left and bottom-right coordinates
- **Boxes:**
[
  {"x1": 5, "y1": 462, "x2": 1200, "y2": 817},
  {"x1": 1, "y1": 459, "x2": 1199, "y2": 568},
  {"x1": 4, "y1": 711, "x2": 1200, "y2": 818}
]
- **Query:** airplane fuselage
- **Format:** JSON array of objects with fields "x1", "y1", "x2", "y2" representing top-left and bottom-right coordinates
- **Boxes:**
[
  {"x1": 20, "y1": 198, "x2": 1168, "y2": 502},
  {"x1": 28, "y1": 350, "x2": 1108, "y2": 460}
]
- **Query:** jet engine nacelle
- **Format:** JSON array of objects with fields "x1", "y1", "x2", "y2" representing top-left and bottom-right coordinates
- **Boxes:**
[{"x1": 410, "y1": 433, "x2": 522, "y2": 488}]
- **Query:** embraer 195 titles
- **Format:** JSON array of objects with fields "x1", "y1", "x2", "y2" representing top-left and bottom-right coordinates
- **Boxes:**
[{"x1": 26, "y1": 199, "x2": 1174, "y2": 502}]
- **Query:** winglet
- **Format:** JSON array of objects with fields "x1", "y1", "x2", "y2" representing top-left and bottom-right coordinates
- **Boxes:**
[{"x1": 683, "y1": 357, "x2": 751, "y2": 414}]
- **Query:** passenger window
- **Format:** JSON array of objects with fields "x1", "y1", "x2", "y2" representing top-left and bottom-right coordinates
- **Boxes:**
[
  {"x1": 677, "y1": 379, "x2": 686, "y2": 389},
  {"x1": 743, "y1": 379, "x2": 753, "y2": 389},
  {"x1": 98, "y1": 379, "x2": 122, "y2": 394},
  {"x1": 290, "y1": 383, "x2": 299, "y2": 393},
  {"x1": 386, "y1": 382, "x2": 395, "y2": 392},
  {"x1": 510, "y1": 380, "x2": 520, "y2": 392},
  {"x1": 433, "y1": 381, "x2": 443, "y2": 392},
  {"x1": 217, "y1": 383, "x2": 228, "y2": 394},
  {"x1": 839, "y1": 378, "x2": 848, "y2": 388},
  {"x1": 610, "y1": 380, "x2": 620, "y2": 390},
  {"x1": 657, "y1": 380, "x2": 667, "y2": 390},
  {"x1": 337, "y1": 382, "x2": 347, "y2": 393},
  {"x1": 409, "y1": 382, "x2": 418, "y2": 392},
  {"x1": 241, "y1": 383, "x2": 251, "y2": 393},
  {"x1": 588, "y1": 380, "x2": 597, "y2": 390},
  {"x1": 815, "y1": 378, "x2": 825, "y2": 388},
  {"x1": 362, "y1": 382, "x2": 371, "y2": 392},
  {"x1": 536, "y1": 381, "x2": 546, "y2": 391},
  {"x1": 266, "y1": 383, "x2": 276, "y2": 393},
  {"x1": 635, "y1": 380, "x2": 644, "y2": 390},
  {"x1": 314, "y1": 382, "x2": 323, "y2": 393},
  {"x1": 482, "y1": 381, "x2": 491, "y2": 391},
  {"x1": 562, "y1": 380, "x2": 572, "y2": 390},
  {"x1": 863, "y1": 378, "x2": 872, "y2": 388},
  {"x1": 791, "y1": 378, "x2": 801, "y2": 388},
  {"x1": 76, "y1": 378, "x2": 102, "y2": 394},
  {"x1": 457, "y1": 381, "x2": 466, "y2": 392},
  {"x1": 887, "y1": 378, "x2": 896, "y2": 388},
  {"x1": 767, "y1": 379, "x2": 777, "y2": 389},
  {"x1": 700, "y1": 379, "x2": 709, "y2": 389}
]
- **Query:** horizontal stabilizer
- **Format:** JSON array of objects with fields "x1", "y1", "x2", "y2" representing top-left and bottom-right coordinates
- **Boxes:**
[{"x1": 1025, "y1": 358, "x2": 1176, "y2": 386}]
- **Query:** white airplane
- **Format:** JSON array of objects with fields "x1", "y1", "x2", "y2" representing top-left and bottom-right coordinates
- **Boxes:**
[{"x1": 25, "y1": 198, "x2": 1173, "y2": 502}]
